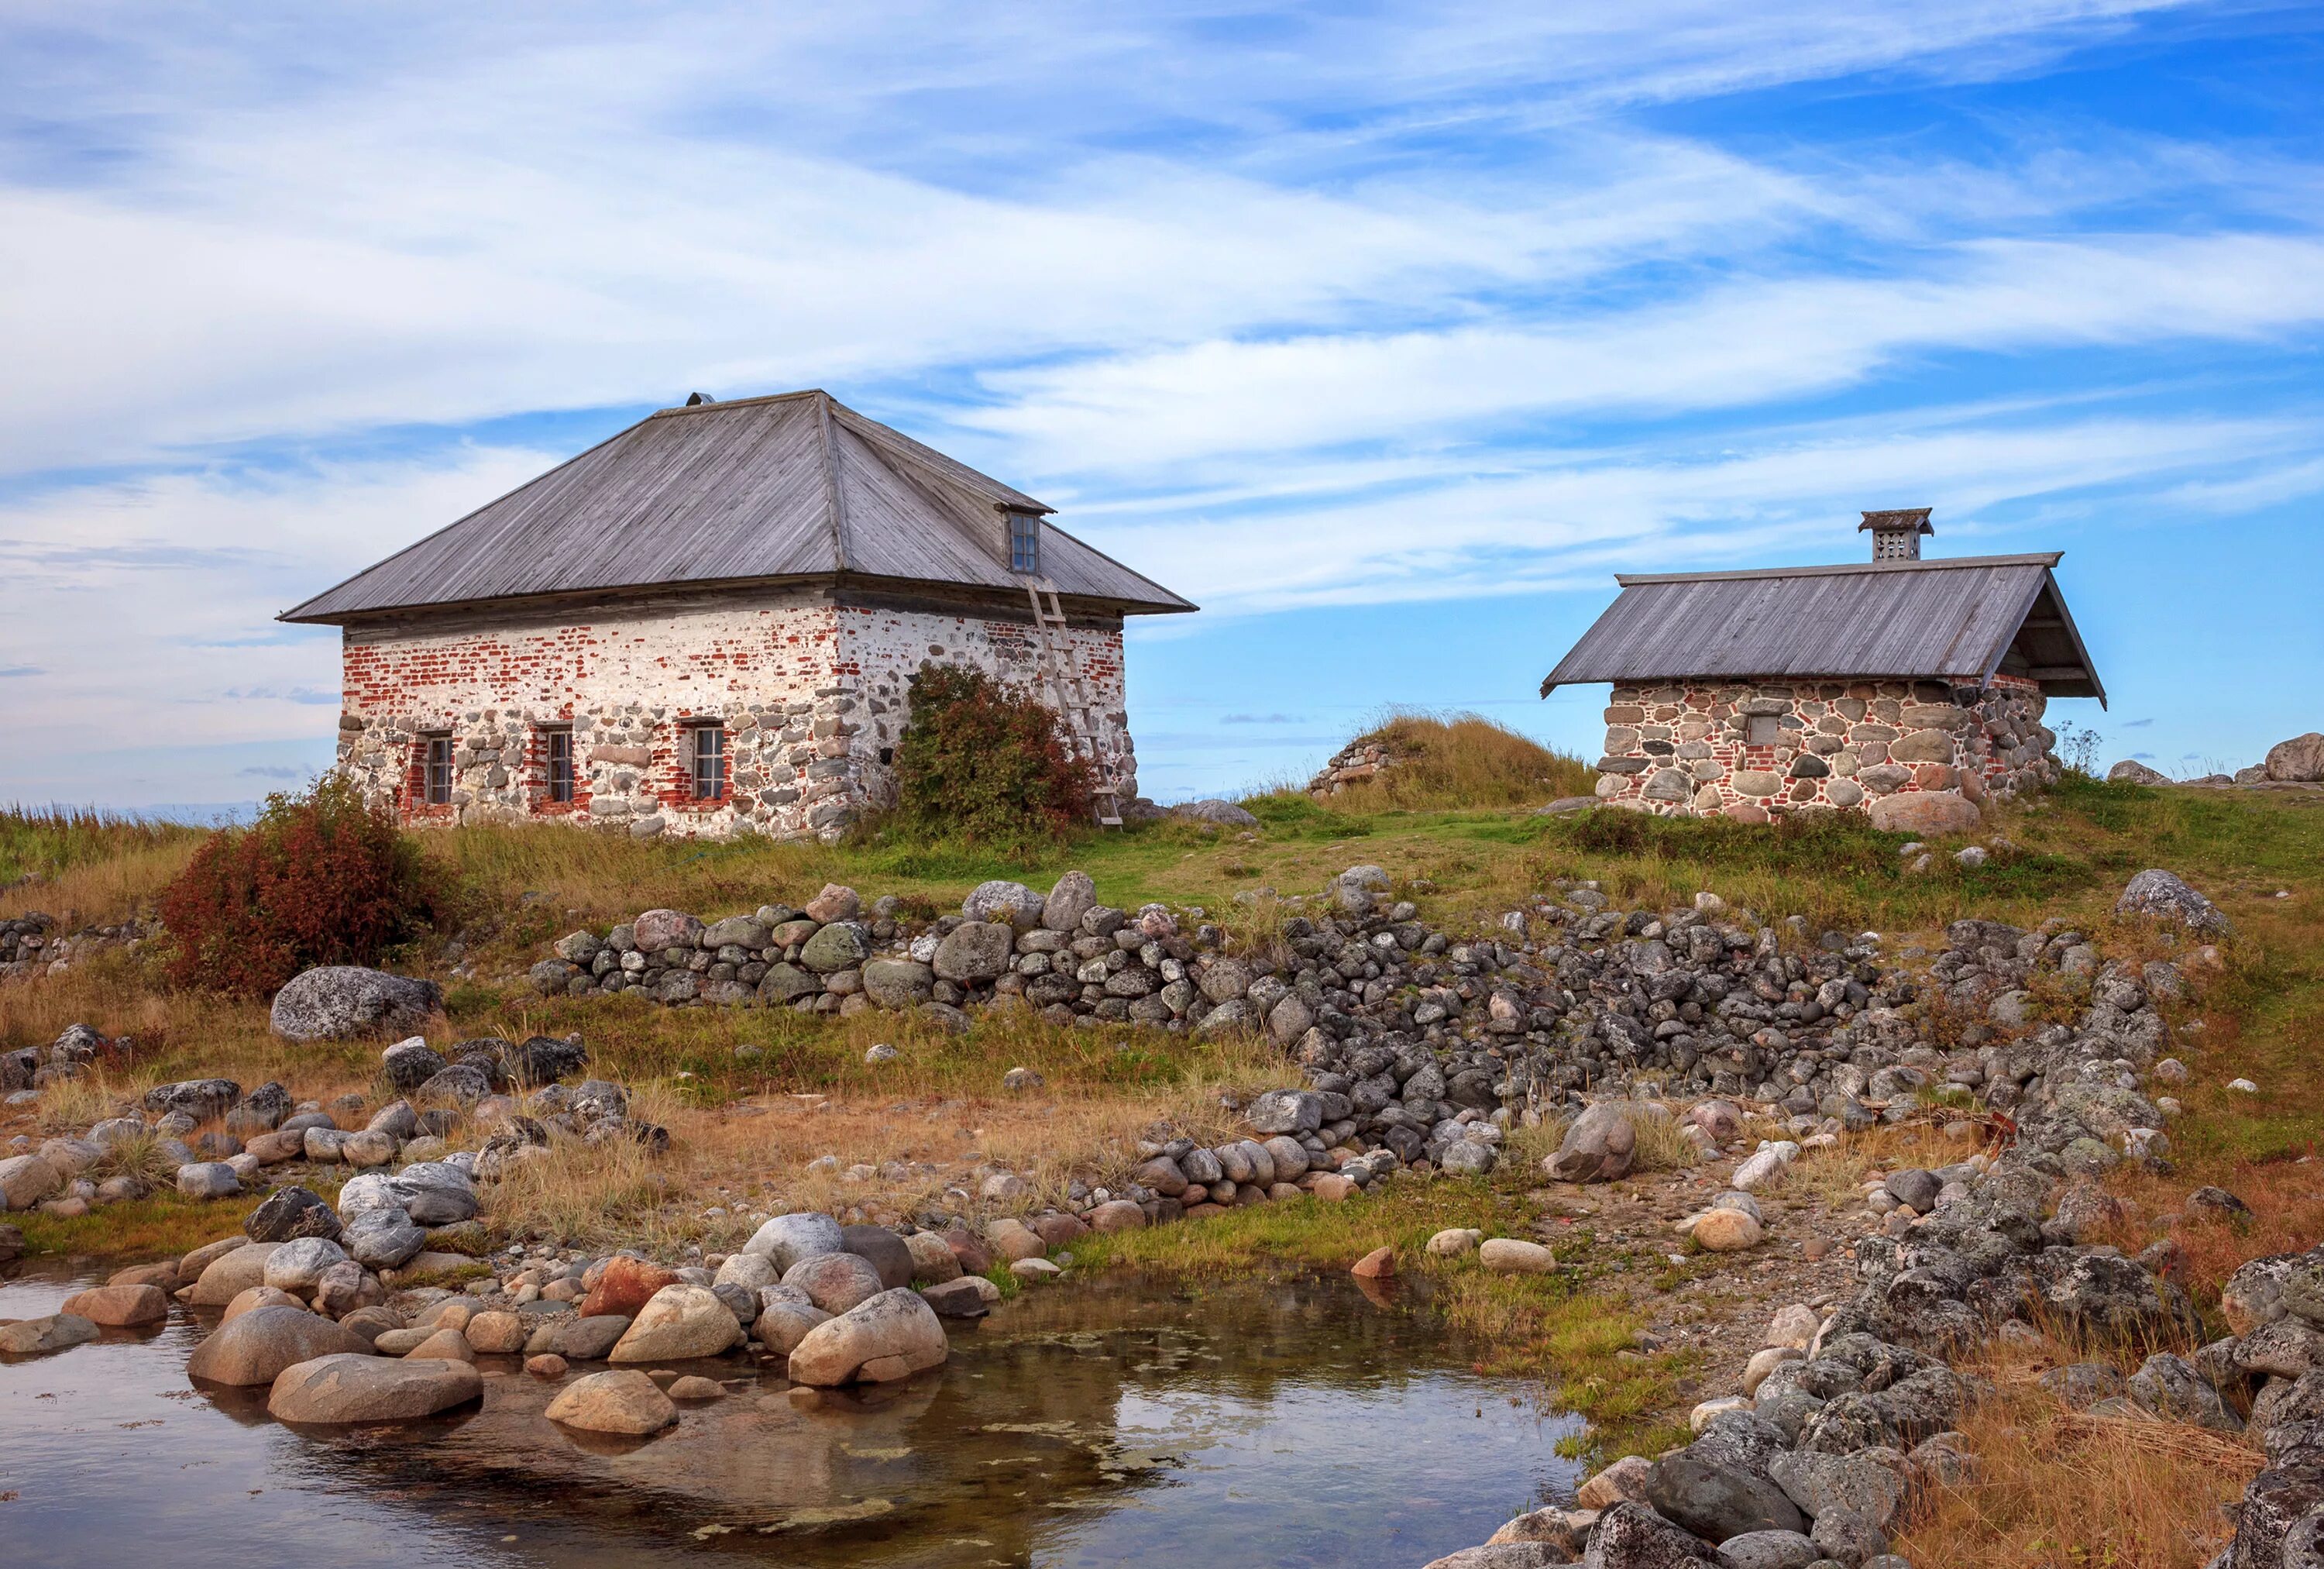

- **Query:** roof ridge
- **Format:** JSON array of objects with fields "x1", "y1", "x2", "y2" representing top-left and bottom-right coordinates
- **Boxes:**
[
  {"x1": 648, "y1": 388, "x2": 828, "y2": 418},
  {"x1": 1614, "y1": 552, "x2": 2061, "y2": 587}
]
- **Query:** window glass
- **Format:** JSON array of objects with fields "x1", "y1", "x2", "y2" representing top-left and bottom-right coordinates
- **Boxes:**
[
  {"x1": 547, "y1": 730, "x2": 573, "y2": 803},
  {"x1": 691, "y1": 726, "x2": 726, "y2": 800},
  {"x1": 1009, "y1": 512, "x2": 1040, "y2": 573},
  {"x1": 425, "y1": 736, "x2": 452, "y2": 805}
]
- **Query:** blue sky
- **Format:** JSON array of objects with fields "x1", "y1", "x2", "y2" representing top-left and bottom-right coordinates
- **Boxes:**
[{"x1": 1, "y1": 1, "x2": 2319, "y2": 807}]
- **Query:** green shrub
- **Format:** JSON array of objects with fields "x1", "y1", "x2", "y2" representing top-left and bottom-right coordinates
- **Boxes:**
[
  {"x1": 158, "y1": 778, "x2": 444, "y2": 995},
  {"x1": 889, "y1": 663, "x2": 1095, "y2": 845}
]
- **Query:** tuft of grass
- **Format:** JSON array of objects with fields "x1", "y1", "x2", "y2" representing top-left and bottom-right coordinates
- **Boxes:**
[
  {"x1": 1894, "y1": 1361, "x2": 2260, "y2": 1569},
  {"x1": 1284, "y1": 710, "x2": 1596, "y2": 814},
  {"x1": 6, "y1": 1193, "x2": 245, "y2": 1262}
]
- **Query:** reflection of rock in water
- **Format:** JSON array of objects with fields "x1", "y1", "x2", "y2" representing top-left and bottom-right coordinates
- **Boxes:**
[{"x1": 285, "y1": 1271, "x2": 1521, "y2": 1568}]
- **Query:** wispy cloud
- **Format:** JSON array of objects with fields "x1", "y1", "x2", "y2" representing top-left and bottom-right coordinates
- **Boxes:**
[
  {"x1": 238, "y1": 765, "x2": 305, "y2": 779},
  {"x1": 1221, "y1": 713, "x2": 1305, "y2": 725}
]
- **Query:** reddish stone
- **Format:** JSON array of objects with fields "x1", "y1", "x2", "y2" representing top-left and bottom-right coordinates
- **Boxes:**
[
  {"x1": 1031, "y1": 1213, "x2": 1089, "y2": 1247},
  {"x1": 941, "y1": 1228, "x2": 993, "y2": 1275},
  {"x1": 1351, "y1": 1246, "x2": 1397, "y2": 1279},
  {"x1": 578, "y1": 1256, "x2": 681, "y2": 1320}
]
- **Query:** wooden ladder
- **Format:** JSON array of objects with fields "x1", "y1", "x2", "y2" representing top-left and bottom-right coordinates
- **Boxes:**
[{"x1": 1025, "y1": 583, "x2": 1124, "y2": 827}]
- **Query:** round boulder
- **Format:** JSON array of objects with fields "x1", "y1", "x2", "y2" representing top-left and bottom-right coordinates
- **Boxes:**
[
  {"x1": 545, "y1": 1368, "x2": 679, "y2": 1435},
  {"x1": 607, "y1": 1285, "x2": 743, "y2": 1362},
  {"x1": 784, "y1": 1251, "x2": 887, "y2": 1315},
  {"x1": 270, "y1": 967, "x2": 444, "y2": 1043},
  {"x1": 186, "y1": 1305, "x2": 371, "y2": 1386},
  {"x1": 744, "y1": 1212, "x2": 845, "y2": 1272},
  {"x1": 60, "y1": 1283, "x2": 168, "y2": 1327},
  {"x1": 786, "y1": 1287, "x2": 949, "y2": 1386},
  {"x1": 266, "y1": 1353, "x2": 480, "y2": 1423}
]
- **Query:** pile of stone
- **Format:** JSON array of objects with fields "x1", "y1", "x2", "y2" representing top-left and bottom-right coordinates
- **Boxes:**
[
  {"x1": 2111, "y1": 730, "x2": 2324, "y2": 790},
  {"x1": 531, "y1": 876, "x2": 1209, "y2": 1028},
  {"x1": 1415, "y1": 867, "x2": 2246, "y2": 1569},
  {"x1": 1307, "y1": 735, "x2": 1405, "y2": 797},
  {"x1": 0, "y1": 1027, "x2": 651, "y2": 1217},
  {"x1": 2, "y1": 1021, "x2": 117, "y2": 1102},
  {"x1": 0, "y1": 910, "x2": 156, "y2": 983}
]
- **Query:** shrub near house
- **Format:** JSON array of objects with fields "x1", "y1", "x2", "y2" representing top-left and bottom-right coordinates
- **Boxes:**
[{"x1": 158, "y1": 780, "x2": 444, "y2": 996}]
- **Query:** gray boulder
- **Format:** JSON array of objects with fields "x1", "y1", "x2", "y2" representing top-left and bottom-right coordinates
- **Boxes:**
[
  {"x1": 1765, "y1": 1447, "x2": 1910, "y2": 1533},
  {"x1": 1646, "y1": 1450, "x2": 1807, "y2": 1540},
  {"x1": 933, "y1": 921, "x2": 1012, "y2": 984},
  {"x1": 2114, "y1": 869, "x2": 2230, "y2": 936},
  {"x1": 143, "y1": 1079, "x2": 242, "y2": 1121},
  {"x1": 1580, "y1": 1501, "x2": 1721, "y2": 1566},
  {"x1": 2266, "y1": 732, "x2": 2324, "y2": 783},
  {"x1": 1171, "y1": 798, "x2": 1259, "y2": 827},
  {"x1": 380, "y1": 1037, "x2": 447, "y2": 1092},
  {"x1": 1042, "y1": 871, "x2": 1098, "y2": 933},
  {"x1": 861, "y1": 959, "x2": 936, "y2": 1009},
  {"x1": 961, "y1": 880, "x2": 1044, "y2": 931},
  {"x1": 745, "y1": 1212, "x2": 845, "y2": 1271},
  {"x1": 798, "y1": 921, "x2": 871, "y2": 973},
  {"x1": 270, "y1": 967, "x2": 443, "y2": 1042},
  {"x1": 1246, "y1": 1089, "x2": 1325, "y2": 1135},
  {"x1": 1711, "y1": 1531, "x2": 1819, "y2": 1569},
  {"x1": 342, "y1": 1206, "x2": 427, "y2": 1271},
  {"x1": 244, "y1": 1185, "x2": 342, "y2": 1244},
  {"x1": 1547, "y1": 1101, "x2": 1637, "y2": 1183},
  {"x1": 2107, "y1": 759, "x2": 2171, "y2": 786}
]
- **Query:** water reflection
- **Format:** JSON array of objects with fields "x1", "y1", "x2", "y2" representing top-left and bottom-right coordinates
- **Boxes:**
[{"x1": 2, "y1": 1261, "x2": 1581, "y2": 1568}]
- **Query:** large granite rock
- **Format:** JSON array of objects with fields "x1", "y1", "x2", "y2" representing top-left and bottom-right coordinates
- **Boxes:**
[
  {"x1": 2116, "y1": 869, "x2": 2232, "y2": 936},
  {"x1": 786, "y1": 1287, "x2": 949, "y2": 1386},
  {"x1": 1865, "y1": 791, "x2": 1981, "y2": 836},
  {"x1": 2265, "y1": 733, "x2": 2324, "y2": 783},
  {"x1": 270, "y1": 967, "x2": 443, "y2": 1042},
  {"x1": 266, "y1": 1354, "x2": 480, "y2": 1423},
  {"x1": 187, "y1": 1306, "x2": 371, "y2": 1386},
  {"x1": 744, "y1": 1212, "x2": 845, "y2": 1271},
  {"x1": 607, "y1": 1285, "x2": 742, "y2": 1362},
  {"x1": 1546, "y1": 1101, "x2": 1637, "y2": 1183},
  {"x1": 545, "y1": 1368, "x2": 679, "y2": 1435}
]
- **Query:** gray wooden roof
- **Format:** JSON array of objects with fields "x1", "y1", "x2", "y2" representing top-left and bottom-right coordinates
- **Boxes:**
[
  {"x1": 1540, "y1": 553, "x2": 2105, "y2": 705},
  {"x1": 281, "y1": 391, "x2": 1195, "y2": 623}
]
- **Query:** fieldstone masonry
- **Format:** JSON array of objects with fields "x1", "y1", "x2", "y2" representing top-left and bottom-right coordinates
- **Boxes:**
[
  {"x1": 1593, "y1": 674, "x2": 2058, "y2": 822},
  {"x1": 334, "y1": 589, "x2": 1133, "y2": 841}
]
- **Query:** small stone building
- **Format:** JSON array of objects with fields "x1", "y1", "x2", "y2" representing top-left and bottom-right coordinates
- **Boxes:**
[
  {"x1": 282, "y1": 391, "x2": 1193, "y2": 839},
  {"x1": 1540, "y1": 510, "x2": 2104, "y2": 825}
]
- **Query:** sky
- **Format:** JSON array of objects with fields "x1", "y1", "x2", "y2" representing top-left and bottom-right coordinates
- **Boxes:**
[{"x1": 1, "y1": 0, "x2": 2319, "y2": 810}]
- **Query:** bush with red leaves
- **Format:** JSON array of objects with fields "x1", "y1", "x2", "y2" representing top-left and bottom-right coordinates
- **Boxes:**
[
  {"x1": 890, "y1": 663, "x2": 1095, "y2": 845},
  {"x1": 159, "y1": 779, "x2": 445, "y2": 996}
]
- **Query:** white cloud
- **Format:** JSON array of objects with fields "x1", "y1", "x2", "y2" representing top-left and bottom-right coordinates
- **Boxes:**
[{"x1": 0, "y1": 448, "x2": 555, "y2": 772}]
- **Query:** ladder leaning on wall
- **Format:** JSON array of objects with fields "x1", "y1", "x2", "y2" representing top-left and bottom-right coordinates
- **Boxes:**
[{"x1": 1024, "y1": 583, "x2": 1125, "y2": 828}]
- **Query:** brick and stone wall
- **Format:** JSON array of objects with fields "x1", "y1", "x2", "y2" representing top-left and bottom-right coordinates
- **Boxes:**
[
  {"x1": 332, "y1": 586, "x2": 1133, "y2": 841},
  {"x1": 1590, "y1": 675, "x2": 2058, "y2": 821}
]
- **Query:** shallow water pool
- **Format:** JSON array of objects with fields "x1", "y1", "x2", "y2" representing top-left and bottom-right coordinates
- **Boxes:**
[{"x1": 1, "y1": 1259, "x2": 1583, "y2": 1567}]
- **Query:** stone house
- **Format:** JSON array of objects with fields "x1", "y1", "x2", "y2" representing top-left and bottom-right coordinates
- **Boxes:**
[
  {"x1": 1539, "y1": 510, "x2": 2104, "y2": 827},
  {"x1": 281, "y1": 390, "x2": 1194, "y2": 840}
]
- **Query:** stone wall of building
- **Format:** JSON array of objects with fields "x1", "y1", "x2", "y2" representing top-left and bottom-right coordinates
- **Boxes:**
[
  {"x1": 333, "y1": 587, "x2": 1132, "y2": 841},
  {"x1": 1591, "y1": 674, "x2": 2058, "y2": 821}
]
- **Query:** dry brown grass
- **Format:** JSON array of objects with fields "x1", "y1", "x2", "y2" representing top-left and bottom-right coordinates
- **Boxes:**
[
  {"x1": 1894, "y1": 1339, "x2": 2261, "y2": 1569},
  {"x1": 2095, "y1": 1158, "x2": 2324, "y2": 1308},
  {"x1": 1301, "y1": 711, "x2": 1596, "y2": 813}
]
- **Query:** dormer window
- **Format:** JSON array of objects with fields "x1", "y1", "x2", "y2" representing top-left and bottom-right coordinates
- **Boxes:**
[{"x1": 1008, "y1": 511, "x2": 1041, "y2": 574}]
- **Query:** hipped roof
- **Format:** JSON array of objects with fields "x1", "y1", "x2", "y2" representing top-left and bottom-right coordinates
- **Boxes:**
[
  {"x1": 1540, "y1": 553, "x2": 2105, "y2": 705},
  {"x1": 282, "y1": 390, "x2": 1195, "y2": 624}
]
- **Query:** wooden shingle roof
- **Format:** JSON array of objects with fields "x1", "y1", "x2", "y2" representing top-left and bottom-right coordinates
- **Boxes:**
[
  {"x1": 282, "y1": 391, "x2": 1194, "y2": 624},
  {"x1": 1540, "y1": 553, "x2": 2105, "y2": 705}
]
